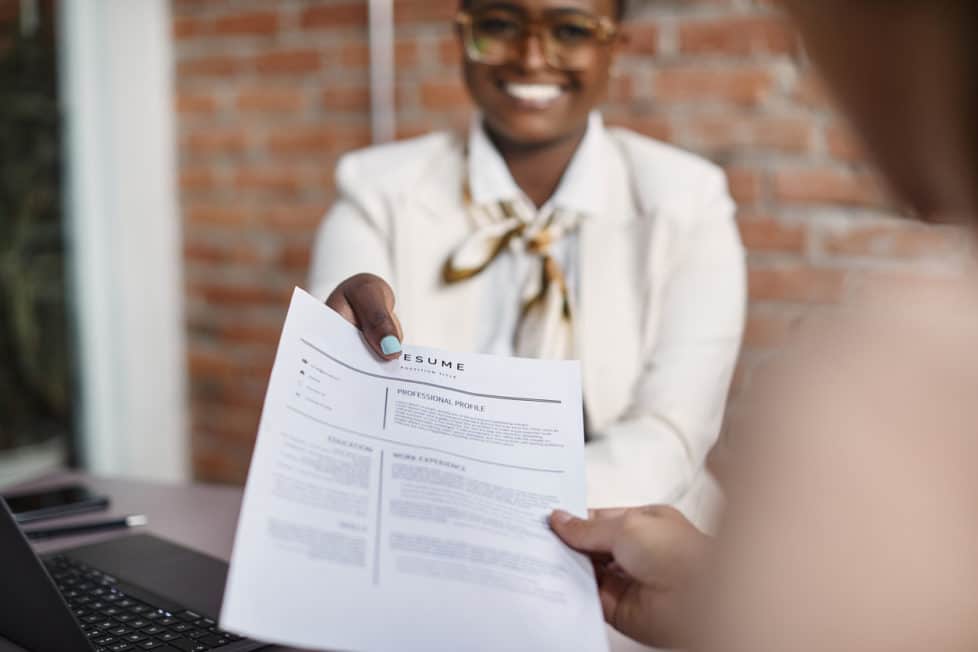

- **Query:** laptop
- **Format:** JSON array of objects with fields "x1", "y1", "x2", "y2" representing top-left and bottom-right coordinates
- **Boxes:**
[{"x1": 0, "y1": 499, "x2": 265, "y2": 652}]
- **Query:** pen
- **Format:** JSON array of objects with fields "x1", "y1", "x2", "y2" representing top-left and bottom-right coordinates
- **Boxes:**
[{"x1": 23, "y1": 514, "x2": 149, "y2": 541}]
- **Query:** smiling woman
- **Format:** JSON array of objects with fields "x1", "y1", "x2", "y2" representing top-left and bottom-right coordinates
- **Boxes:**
[
  {"x1": 459, "y1": 0, "x2": 621, "y2": 176},
  {"x1": 309, "y1": 0, "x2": 747, "y2": 521}
]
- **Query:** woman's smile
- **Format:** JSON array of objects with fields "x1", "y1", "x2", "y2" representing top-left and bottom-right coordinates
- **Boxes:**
[{"x1": 498, "y1": 80, "x2": 570, "y2": 109}]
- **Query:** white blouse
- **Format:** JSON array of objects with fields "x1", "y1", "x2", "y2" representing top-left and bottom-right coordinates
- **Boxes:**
[{"x1": 467, "y1": 112, "x2": 605, "y2": 357}]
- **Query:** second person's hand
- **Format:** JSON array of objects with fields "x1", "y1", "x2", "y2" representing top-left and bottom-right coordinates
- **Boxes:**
[
  {"x1": 549, "y1": 505, "x2": 711, "y2": 649},
  {"x1": 325, "y1": 273, "x2": 404, "y2": 360}
]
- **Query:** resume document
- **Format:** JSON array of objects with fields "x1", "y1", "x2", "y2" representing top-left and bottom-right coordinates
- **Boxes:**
[{"x1": 221, "y1": 288, "x2": 608, "y2": 651}]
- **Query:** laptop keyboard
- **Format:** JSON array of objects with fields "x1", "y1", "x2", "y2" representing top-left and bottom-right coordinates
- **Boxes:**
[{"x1": 44, "y1": 555, "x2": 246, "y2": 652}]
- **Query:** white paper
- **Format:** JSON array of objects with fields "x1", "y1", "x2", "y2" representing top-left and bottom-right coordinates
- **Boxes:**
[{"x1": 221, "y1": 288, "x2": 608, "y2": 652}]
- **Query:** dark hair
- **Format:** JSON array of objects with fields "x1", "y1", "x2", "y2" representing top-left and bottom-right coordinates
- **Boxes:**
[{"x1": 460, "y1": 1, "x2": 628, "y2": 20}]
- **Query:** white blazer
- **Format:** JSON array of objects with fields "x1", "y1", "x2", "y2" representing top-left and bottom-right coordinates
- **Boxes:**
[{"x1": 309, "y1": 126, "x2": 746, "y2": 517}]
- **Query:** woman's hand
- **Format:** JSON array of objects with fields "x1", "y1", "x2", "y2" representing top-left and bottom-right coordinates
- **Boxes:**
[
  {"x1": 549, "y1": 505, "x2": 710, "y2": 649},
  {"x1": 325, "y1": 273, "x2": 404, "y2": 360}
]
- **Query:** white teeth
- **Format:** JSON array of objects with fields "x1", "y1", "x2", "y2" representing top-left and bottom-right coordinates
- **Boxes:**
[{"x1": 505, "y1": 83, "x2": 563, "y2": 103}]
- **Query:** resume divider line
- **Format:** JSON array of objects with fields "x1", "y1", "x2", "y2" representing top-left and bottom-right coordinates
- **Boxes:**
[
  {"x1": 373, "y1": 450, "x2": 384, "y2": 587},
  {"x1": 383, "y1": 387, "x2": 389, "y2": 430},
  {"x1": 299, "y1": 338, "x2": 562, "y2": 404},
  {"x1": 287, "y1": 405, "x2": 565, "y2": 474}
]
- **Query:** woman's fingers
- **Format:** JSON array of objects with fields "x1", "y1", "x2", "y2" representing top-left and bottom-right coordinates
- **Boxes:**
[
  {"x1": 325, "y1": 287, "x2": 358, "y2": 324},
  {"x1": 325, "y1": 274, "x2": 403, "y2": 360},
  {"x1": 345, "y1": 278, "x2": 402, "y2": 358}
]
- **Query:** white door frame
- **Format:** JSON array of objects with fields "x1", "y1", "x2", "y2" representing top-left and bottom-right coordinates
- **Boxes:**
[
  {"x1": 368, "y1": 0, "x2": 396, "y2": 144},
  {"x1": 59, "y1": 0, "x2": 189, "y2": 482}
]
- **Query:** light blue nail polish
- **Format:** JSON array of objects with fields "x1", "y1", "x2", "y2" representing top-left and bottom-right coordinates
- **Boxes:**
[{"x1": 380, "y1": 335, "x2": 402, "y2": 356}]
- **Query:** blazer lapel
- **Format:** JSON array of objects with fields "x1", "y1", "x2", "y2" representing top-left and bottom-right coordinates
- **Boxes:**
[
  {"x1": 577, "y1": 140, "x2": 645, "y2": 433},
  {"x1": 394, "y1": 134, "x2": 485, "y2": 351},
  {"x1": 413, "y1": 131, "x2": 467, "y2": 224}
]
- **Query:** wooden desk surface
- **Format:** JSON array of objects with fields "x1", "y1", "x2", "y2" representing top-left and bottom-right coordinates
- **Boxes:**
[{"x1": 2, "y1": 472, "x2": 652, "y2": 652}]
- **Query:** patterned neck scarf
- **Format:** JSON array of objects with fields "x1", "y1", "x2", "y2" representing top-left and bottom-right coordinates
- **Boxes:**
[{"x1": 443, "y1": 173, "x2": 584, "y2": 360}]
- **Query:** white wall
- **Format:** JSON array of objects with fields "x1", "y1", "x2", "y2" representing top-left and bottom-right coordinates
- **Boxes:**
[{"x1": 60, "y1": 0, "x2": 189, "y2": 482}]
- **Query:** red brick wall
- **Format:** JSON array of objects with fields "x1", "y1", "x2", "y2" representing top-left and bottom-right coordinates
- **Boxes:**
[
  {"x1": 0, "y1": 0, "x2": 55, "y2": 52},
  {"x1": 0, "y1": 1, "x2": 14, "y2": 51},
  {"x1": 173, "y1": 0, "x2": 965, "y2": 483}
]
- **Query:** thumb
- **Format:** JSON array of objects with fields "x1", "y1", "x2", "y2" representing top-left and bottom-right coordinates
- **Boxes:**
[
  {"x1": 549, "y1": 509, "x2": 622, "y2": 555},
  {"x1": 326, "y1": 274, "x2": 403, "y2": 360}
]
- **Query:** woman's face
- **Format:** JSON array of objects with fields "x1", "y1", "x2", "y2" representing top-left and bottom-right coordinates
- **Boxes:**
[{"x1": 460, "y1": 0, "x2": 622, "y2": 147}]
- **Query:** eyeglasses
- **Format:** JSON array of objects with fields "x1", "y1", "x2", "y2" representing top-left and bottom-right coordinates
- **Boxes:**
[{"x1": 455, "y1": 7, "x2": 619, "y2": 71}]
